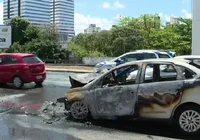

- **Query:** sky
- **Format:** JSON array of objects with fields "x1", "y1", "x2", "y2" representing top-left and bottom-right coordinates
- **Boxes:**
[{"x1": 0, "y1": 0, "x2": 192, "y2": 34}]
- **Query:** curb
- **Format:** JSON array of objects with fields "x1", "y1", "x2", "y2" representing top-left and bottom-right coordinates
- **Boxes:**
[{"x1": 46, "y1": 69, "x2": 93, "y2": 73}]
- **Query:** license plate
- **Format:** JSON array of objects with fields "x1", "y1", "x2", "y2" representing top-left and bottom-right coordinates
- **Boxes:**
[{"x1": 36, "y1": 76, "x2": 42, "y2": 79}]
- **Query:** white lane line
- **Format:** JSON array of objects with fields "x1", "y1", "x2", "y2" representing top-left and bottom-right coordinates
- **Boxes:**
[{"x1": 0, "y1": 94, "x2": 26, "y2": 101}]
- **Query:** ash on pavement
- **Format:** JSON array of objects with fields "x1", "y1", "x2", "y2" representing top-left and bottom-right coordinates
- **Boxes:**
[{"x1": 39, "y1": 101, "x2": 69, "y2": 124}]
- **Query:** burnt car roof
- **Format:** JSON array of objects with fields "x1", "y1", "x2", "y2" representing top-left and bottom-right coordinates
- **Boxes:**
[
  {"x1": 102, "y1": 58, "x2": 200, "y2": 76},
  {"x1": 175, "y1": 55, "x2": 200, "y2": 58},
  {"x1": 110, "y1": 58, "x2": 187, "y2": 68}
]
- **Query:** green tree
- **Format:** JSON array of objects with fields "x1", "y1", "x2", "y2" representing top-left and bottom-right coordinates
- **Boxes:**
[{"x1": 7, "y1": 17, "x2": 30, "y2": 45}]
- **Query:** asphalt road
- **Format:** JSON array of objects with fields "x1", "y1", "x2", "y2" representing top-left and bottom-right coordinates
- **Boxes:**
[{"x1": 0, "y1": 71, "x2": 198, "y2": 140}]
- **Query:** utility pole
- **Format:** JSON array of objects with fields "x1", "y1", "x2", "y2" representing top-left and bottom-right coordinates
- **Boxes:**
[
  {"x1": 52, "y1": 0, "x2": 55, "y2": 33},
  {"x1": 18, "y1": 0, "x2": 21, "y2": 17},
  {"x1": 192, "y1": 0, "x2": 200, "y2": 55},
  {"x1": 7, "y1": 0, "x2": 10, "y2": 19}
]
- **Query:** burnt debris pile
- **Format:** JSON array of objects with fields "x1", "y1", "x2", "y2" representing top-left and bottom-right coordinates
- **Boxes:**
[{"x1": 38, "y1": 101, "x2": 69, "y2": 124}]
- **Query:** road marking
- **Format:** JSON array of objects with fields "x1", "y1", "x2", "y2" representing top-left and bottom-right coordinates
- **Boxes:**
[
  {"x1": 0, "y1": 94, "x2": 25, "y2": 100},
  {"x1": 2, "y1": 101, "x2": 40, "y2": 109},
  {"x1": 0, "y1": 94, "x2": 40, "y2": 109}
]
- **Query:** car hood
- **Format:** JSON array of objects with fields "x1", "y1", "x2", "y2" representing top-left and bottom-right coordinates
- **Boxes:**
[{"x1": 69, "y1": 73, "x2": 102, "y2": 88}]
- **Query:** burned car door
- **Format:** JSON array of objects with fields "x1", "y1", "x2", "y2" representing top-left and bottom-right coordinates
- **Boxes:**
[
  {"x1": 94, "y1": 64, "x2": 140, "y2": 118},
  {"x1": 138, "y1": 63, "x2": 184, "y2": 119}
]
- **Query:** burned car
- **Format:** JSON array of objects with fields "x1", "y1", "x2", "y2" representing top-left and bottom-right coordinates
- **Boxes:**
[{"x1": 58, "y1": 59, "x2": 200, "y2": 135}]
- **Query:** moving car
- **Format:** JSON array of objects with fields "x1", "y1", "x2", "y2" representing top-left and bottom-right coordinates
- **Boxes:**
[
  {"x1": 58, "y1": 59, "x2": 200, "y2": 135},
  {"x1": 94, "y1": 50, "x2": 172, "y2": 73},
  {"x1": 0, "y1": 53, "x2": 46, "y2": 88}
]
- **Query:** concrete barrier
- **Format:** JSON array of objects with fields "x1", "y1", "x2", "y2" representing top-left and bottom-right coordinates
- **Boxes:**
[{"x1": 82, "y1": 57, "x2": 115, "y2": 65}]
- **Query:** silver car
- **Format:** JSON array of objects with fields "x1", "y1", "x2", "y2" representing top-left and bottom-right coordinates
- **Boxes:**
[
  {"x1": 94, "y1": 50, "x2": 172, "y2": 73},
  {"x1": 58, "y1": 59, "x2": 200, "y2": 135}
]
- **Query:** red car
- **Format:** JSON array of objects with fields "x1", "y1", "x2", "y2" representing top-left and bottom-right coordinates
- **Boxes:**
[{"x1": 0, "y1": 53, "x2": 46, "y2": 88}]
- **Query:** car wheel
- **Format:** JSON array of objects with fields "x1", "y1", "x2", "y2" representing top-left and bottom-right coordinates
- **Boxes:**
[
  {"x1": 175, "y1": 105, "x2": 200, "y2": 135},
  {"x1": 35, "y1": 81, "x2": 44, "y2": 85},
  {"x1": 70, "y1": 101, "x2": 89, "y2": 120},
  {"x1": 12, "y1": 76, "x2": 24, "y2": 89}
]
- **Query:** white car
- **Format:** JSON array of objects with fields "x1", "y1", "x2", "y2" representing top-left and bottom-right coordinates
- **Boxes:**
[
  {"x1": 94, "y1": 50, "x2": 172, "y2": 73},
  {"x1": 175, "y1": 55, "x2": 200, "y2": 69}
]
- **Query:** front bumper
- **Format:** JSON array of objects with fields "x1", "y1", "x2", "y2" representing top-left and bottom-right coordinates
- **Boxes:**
[
  {"x1": 94, "y1": 68, "x2": 101, "y2": 73},
  {"x1": 57, "y1": 97, "x2": 70, "y2": 110}
]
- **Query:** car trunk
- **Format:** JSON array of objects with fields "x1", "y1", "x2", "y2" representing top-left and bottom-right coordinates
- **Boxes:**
[
  {"x1": 22, "y1": 55, "x2": 45, "y2": 73},
  {"x1": 29, "y1": 63, "x2": 45, "y2": 73},
  {"x1": 69, "y1": 73, "x2": 101, "y2": 88}
]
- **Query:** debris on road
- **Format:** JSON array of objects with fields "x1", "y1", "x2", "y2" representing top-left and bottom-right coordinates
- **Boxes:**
[
  {"x1": 0, "y1": 101, "x2": 12, "y2": 113},
  {"x1": 38, "y1": 101, "x2": 69, "y2": 124}
]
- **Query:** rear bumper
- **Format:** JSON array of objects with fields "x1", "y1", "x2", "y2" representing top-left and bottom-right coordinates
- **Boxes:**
[{"x1": 22, "y1": 71, "x2": 46, "y2": 83}]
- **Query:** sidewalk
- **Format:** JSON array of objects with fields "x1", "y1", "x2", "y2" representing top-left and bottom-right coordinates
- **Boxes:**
[{"x1": 45, "y1": 68, "x2": 94, "y2": 73}]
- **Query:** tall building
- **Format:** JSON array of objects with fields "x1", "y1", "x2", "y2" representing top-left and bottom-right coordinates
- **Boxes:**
[
  {"x1": 51, "y1": 0, "x2": 75, "y2": 41},
  {"x1": 3, "y1": 0, "x2": 50, "y2": 25},
  {"x1": 166, "y1": 15, "x2": 180, "y2": 25},
  {"x1": 84, "y1": 24, "x2": 101, "y2": 33},
  {"x1": 3, "y1": 0, "x2": 75, "y2": 44}
]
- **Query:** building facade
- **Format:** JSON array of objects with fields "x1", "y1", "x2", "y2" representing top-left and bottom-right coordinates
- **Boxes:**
[
  {"x1": 51, "y1": 0, "x2": 75, "y2": 41},
  {"x1": 3, "y1": 0, "x2": 75, "y2": 45},
  {"x1": 84, "y1": 24, "x2": 101, "y2": 33},
  {"x1": 166, "y1": 15, "x2": 180, "y2": 25},
  {"x1": 3, "y1": 0, "x2": 51, "y2": 25}
]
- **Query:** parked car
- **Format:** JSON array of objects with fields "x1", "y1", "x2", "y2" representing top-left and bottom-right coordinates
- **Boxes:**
[
  {"x1": 159, "y1": 50, "x2": 176, "y2": 57},
  {"x1": 0, "y1": 53, "x2": 46, "y2": 88},
  {"x1": 175, "y1": 55, "x2": 200, "y2": 69},
  {"x1": 136, "y1": 50, "x2": 176, "y2": 57},
  {"x1": 94, "y1": 50, "x2": 172, "y2": 73},
  {"x1": 58, "y1": 59, "x2": 200, "y2": 135}
]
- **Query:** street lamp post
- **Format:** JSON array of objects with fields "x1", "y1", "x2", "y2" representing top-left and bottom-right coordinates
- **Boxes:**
[{"x1": 192, "y1": 0, "x2": 200, "y2": 55}]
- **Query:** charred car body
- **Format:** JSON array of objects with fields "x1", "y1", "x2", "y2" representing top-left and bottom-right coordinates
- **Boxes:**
[{"x1": 58, "y1": 59, "x2": 200, "y2": 135}]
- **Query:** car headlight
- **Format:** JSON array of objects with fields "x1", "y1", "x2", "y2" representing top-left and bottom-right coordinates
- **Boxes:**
[{"x1": 95, "y1": 63, "x2": 104, "y2": 68}]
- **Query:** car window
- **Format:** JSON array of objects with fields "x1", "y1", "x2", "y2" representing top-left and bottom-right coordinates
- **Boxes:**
[
  {"x1": 2, "y1": 56, "x2": 18, "y2": 64},
  {"x1": 143, "y1": 64, "x2": 177, "y2": 83},
  {"x1": 144, "y1": 53, "x2": 157, "y2": 59},
  {"x1": 102, "y1": 65, "x2": 139, "y2": 87},
  {"x1": 121, "y1": 53, "x2": 144, "y2": 62},
  {"x1": 188, "y1": 59, "x2": 200, "y2": 69},
  {"x1": 176, "y1": 65, "x2": 196, "y2": 79},
  {"x1": 22, "y1": 56, "x2": 43, "y2": 63},
  {"x1": 157, "y1": 53, "x2": 171, "y2": 58}
]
